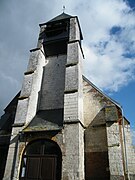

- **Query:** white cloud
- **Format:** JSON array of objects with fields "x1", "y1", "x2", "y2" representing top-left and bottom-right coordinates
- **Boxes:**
[
  {"x1": 76, "y1": 0, "x2": 135, "y2": 92},
  {"x1": 84, "y1": 41, "x2": 135, "y2": 92},
  {"x1": 74, "y1": 0, "x2": 129, "y2": 42}
]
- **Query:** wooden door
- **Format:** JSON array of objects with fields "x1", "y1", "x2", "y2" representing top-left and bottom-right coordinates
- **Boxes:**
[
  {"x1": 20, "y1": 139, "x2": 62, "y2": 180},
  {"x1": 21, "y1": 155, "x2": 57, "y2": 180}
]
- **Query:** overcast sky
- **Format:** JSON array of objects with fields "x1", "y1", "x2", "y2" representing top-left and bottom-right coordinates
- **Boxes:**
[{"x1": 0, "y1": 0, "x2": 135, "y2": 142}]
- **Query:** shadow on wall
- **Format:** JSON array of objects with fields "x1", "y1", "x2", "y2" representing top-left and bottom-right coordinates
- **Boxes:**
[{"x1": 84, "y1": 108, "x2": 110, "y2": 180}]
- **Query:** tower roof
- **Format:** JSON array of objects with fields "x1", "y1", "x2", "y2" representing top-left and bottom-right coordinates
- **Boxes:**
[
  {"x1": 39, "y1": 12, "x2": 73, "y2": 26},
  {"x1": 46, "y1": 12, "x2": 73, "y2": 24},
  {"x1": 39, "y1": 13, "x2": 73, "y2": 27}
]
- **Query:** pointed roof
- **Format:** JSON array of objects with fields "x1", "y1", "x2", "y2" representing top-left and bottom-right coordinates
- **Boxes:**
[
  {"x1": 46, "y1": 12, "x2": 73, "y2": 24},
  {"x1": 39, "y1": 13, "x2": 73, "y2": 26},
  {"x1": 23, "y1": 109, "x2": 63, "y2": 132}
]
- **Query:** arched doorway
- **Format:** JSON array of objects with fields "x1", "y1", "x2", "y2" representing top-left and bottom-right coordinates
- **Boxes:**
[{"x1": 19, "y1": 139, "x2": 62, "y2": 180}]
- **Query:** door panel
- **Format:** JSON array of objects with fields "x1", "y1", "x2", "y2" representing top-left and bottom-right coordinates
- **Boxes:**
[
  {"x1": 23, "y1": 155, "x2": 57, "y2": 180},
  {"x1": 41, "y1": 156, "x2": 57, "y2": 180},
  {"x1": 26, "y1": 157, "x2": 40, "y2": 179}
]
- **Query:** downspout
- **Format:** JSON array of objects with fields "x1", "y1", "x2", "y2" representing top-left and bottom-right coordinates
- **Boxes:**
[{"x1": 121, "y1": 106, "x2": 130, "y2": 180}]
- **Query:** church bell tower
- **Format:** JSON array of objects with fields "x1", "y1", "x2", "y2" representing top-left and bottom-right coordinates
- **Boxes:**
[
  {"x1": 3, "y1": 12, "x2": 85, "y2": 180},
  {"x1": 40, "y1": 13, "x2": 71, "y2": 56}
]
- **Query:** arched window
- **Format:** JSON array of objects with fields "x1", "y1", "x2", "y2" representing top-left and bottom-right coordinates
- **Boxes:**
[{"x1": 20, "y1": 139, "x2": 62, "y2": 180}]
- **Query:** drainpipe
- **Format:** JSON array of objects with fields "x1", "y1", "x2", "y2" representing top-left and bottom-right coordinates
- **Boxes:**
[{"x1": 121, "y1": 106, "x2": 130, "y2": 180}]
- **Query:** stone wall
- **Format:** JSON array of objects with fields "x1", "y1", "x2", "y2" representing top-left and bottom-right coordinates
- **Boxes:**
[
  {"x1": 14, "y1": 47, "x2": 46, "y2": 125},
  {"x1": 83, "y1": 79, "x2": 130, "y2": 179},
  {"x1": 83, "y1": 78, "x2": 113, "y2": 127},
  {"x1": 62, "y1": 17, "x2": 85, "y2": 180},
  {"x1": 83, "y1": 79, "x2": 109, "y2": 179},
  {"x1": 39, "y1": 55, "x2": 67, "y2": 110},
  {"x1": 106, "y1": 122, "x2": 124, "y2": 179},
  {"x1": 84, "y1": 108, "x2": 110, "y2": 179},
  {"x1": 62, "y1": 123, "x2": 84, "y2": 180},
  {"x1": 124, "y1": 123, "x2": 135, "y2": 179}
]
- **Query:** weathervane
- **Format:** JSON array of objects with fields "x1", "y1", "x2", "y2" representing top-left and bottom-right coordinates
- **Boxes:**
[{"x1": 62, "y1": 5, "x2": 66, "y2": 13}]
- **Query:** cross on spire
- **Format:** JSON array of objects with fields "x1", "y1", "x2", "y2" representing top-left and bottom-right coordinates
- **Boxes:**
[{"x1": 62, "y1": 5, "x2": 66, "y2": 13}]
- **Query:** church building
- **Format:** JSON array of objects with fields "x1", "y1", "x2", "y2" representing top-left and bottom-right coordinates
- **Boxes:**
[{"x1": 0, "y1": 12, "x2": 135, "y2": 180}]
